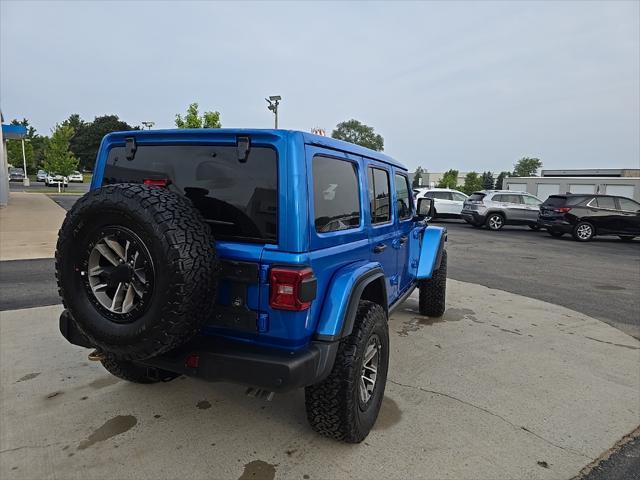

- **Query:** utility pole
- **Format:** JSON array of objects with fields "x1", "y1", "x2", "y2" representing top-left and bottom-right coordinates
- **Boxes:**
[
  {"x1": 265, "y1": 96, "x2": 281, "y2": 128},
  {"x1": 21, "y1": 139, "x2": 30, "y2": 186}
]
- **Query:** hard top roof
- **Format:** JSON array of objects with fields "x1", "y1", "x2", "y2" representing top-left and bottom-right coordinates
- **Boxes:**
[{"x1": 103, "y1": 128, "x2": 407, "y2": 170}]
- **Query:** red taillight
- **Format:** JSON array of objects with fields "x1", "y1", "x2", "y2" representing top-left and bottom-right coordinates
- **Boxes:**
[
  {"x1": 269, "y1": 267, "x2": 315, "y2": 311},
  {"x1": 143, "y1": 178, "x2": 168, "y2": 187},
  {"x1": 554, "y1": 207, "x2": 571, "y2": 213},
  {"x1": 185, "y1": 354, "x2": 200, "y2": 369}
]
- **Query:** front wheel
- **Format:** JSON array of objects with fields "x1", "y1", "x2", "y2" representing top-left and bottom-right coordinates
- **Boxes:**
[
  {"x1": 418, "y1": 250, "x2": 447, "y2": 317},
  {"x1": 305, "y1": 301, "x2": 389, "y2": 443}
]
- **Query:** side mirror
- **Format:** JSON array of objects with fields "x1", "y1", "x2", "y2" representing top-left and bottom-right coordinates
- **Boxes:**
[{"x1": 415, "y1": 197, "x2": 434, "y2": 220}]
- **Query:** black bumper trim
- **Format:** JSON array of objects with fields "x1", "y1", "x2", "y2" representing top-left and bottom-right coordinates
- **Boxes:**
[{"x1": 59, "y1": 310, "x2": 338, "y2": 392}]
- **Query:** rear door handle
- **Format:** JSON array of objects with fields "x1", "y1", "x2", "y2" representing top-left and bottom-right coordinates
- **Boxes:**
[{"x1": 373, "y1": 243, "x2": 387, "y2": 254}]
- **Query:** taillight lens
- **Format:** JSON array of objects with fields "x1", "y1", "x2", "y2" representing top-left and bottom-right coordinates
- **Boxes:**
[
  {"x1": 554, "y1": 207, "x2": 571, "y2": 213},
  {"x1": 143, "y1": 178, "x2": 168, "y2": 187},
  {"x1": 269, "y1": 267, "x2": 315, "y2": 311}
]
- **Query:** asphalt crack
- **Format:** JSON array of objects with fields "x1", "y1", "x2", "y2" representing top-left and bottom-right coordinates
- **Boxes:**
[{"x1": 388, "y1": 378, "x2": 591, "y2": 459}]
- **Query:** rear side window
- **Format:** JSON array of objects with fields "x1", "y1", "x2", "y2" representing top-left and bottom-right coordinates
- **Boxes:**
[
  {"x1": 313, "y1": 156, "x2": 361, "y2": 233},
  {"x1": 594, "y1": 196, "x2": 616, "y2": 209},
  {"x1": 618, "y1": 197, "x2": 640, "y2": 212},
  {"x1": 468, "y1": 193, "x2": 486, "y2": 201},
  {"x1": 394, "y1": 173, "x2": 412, "y2": 220},
  {"x1": 367, "y1": 167, "x2": 391, "y2": 224},
  {"x1": 494, "y1": 194, "x2": 522, "y2": 204},
  {"x1": 522, "y1": 195, "x2": 541, "y2": 206},
  {"x1": 452, "y1": 192, "x2": 467, "y2": 201},
  {"x1": 104, "y1": 145, "x2": 277, "y2": 243}
]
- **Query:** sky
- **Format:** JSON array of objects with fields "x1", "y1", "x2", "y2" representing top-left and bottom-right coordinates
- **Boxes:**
[{"x1": 1, "y1": 0, "x2": 639, "y2": 173}]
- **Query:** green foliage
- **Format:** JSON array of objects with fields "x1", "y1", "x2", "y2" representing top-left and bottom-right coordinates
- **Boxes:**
[
  {"x1": 65, "y1": 114, "x2": 138, "y2": 170},
  {"x1": 461, "y1": 172, "x2": 484, "y2": 195},
  {"x1": 513, "y1": 157, "x2": 542, "y2": 177},
  {"x1": 437, "y1": 169, "x2": 459, "y2": 189},
  {"x1": 175, "y1": 103, "x2": 222, "y2": 129},
  {"x1": 412, "y1": 166, "x2": 424, "y2": 188},
  {"x1": 495, "y1": 171, "x2": 509, "y2": 189},
  {"x1": 44, "y1": 124, "x2": 78, "y2": 177},
  {"x1": 481, "y1": 171, "x2": 495, "y2": 190},
  {"x1": 331, "y1": 119, "x2": 384, "y2": 151}
]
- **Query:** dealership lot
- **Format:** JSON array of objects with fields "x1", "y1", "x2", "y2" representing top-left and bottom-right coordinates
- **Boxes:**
[{"x1": 0, "y1": 196, "x2": 638, "y2": 479}]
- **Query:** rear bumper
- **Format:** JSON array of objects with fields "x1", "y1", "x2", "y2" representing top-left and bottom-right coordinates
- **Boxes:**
[
  {"x1": 59, "y1": 310, "x2": 338, "y2": 392},
  {"x1": 461, "y1": 211, "x2": 485, "y2": 224},
  {"x1": 537, "y1": 217, "x2": 573, "y2": 233}
]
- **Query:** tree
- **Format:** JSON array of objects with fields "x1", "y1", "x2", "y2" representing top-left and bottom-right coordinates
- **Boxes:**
[
  {"x1": 44, "y1": 124, "x2": 78, "y2": 178},
  {"x1": 175, "y1": 102, "x2": 221, "y2": 129},
  {"x1": 412, "y1": 166, "x2": 424, "y2": 188},
  {"x1": 495, "y1": 171, "x2": 509, "y2": 189},
  {"x1": 461, "y1": 172, "x2": 484, "y2": 195},
  {"x1": 513, "y1": 157, "x2": 542, "y2": 177},
  {"x1": 66, "y1": 114, "x2": 138, "y2": 170},
  {"x1": 331, "y1": 119, "x2": 384, "y2": 151},
  {"x1": 481, "y1": 171, "x2": 495, "y2": 190},
  {"x1": 437, "y1": 169, "x2": 459, "y2": 189}
]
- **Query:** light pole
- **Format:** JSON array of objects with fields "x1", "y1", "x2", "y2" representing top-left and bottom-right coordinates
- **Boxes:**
[
  {"x1": 21, "y1": 138, "x2": 30, "y2": 186},
  {"x1": 265, "y1": 95, "x2": 281, "y2": 128},
  {"x1": 141, "y1": 121, "x2": 155, "y2": 130}
]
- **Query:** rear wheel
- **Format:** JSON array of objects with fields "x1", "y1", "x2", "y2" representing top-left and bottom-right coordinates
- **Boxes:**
[
  {"x1": 418, "y1": 250, "x2": 447, "y2": 317},
  {"x1": 572, "y1": 221, "x2": 594, "y2": 242},
  {"x1": 486, "y1": 213, "x2": 505, "y2": 231},
  {"x1": 305, "y1": 301, "x2": 389, "y2": 443}
]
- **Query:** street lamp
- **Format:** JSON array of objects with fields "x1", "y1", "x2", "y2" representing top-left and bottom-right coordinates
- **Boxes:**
[
  {"x1": 141, "y1": 121, "x2": 155, "y2": 130},
  {"x1": 265, "y1": 95, "x2": 281, "y2": 128}
]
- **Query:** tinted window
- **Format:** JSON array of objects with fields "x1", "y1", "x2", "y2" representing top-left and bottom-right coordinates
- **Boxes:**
[
  {"x1": 494, "y1": 194, "x2": 522, "y2": 204},
  {"x1": 433, "y1": 191, "x2": 452, "y2": 200},
  {"x1": 452, "y1": 192, "x2": 467, "y2": 201},
  {"x1": 424, "y1": 191, "x2": 435, "y2": 199},
  {"x1": 542, "y1": 196, "x2": 567, "y2": 207},
  {"x1": 395, "y1": 173, "x2": 412, "y2": 220},
  {"x1": 368, "y1": 167, "x2": 391, "y2": 224},
  {"x1": 618, "y1": 197, "x2": 640, "y2": 212},
  {"x1": 595, "y1": 196, "x2": 616, "y2": 209},
  {"x1": 313, "y1": 156, "x2": 360, "y2": 233},
  {"x1": 468, "y1": 193, "x2": 486, "y2": 201},
  {"x1": 105, "y1": 145, "x2": 278, "y2": 242}
]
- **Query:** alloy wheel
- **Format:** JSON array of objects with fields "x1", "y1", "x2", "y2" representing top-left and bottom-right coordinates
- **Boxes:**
[
  {"x1": 359, "y1": 334, "x2": 381, "y2": 406},
  {"x1": 576, "y1": 224, "x2": 593, "y2": 241}
]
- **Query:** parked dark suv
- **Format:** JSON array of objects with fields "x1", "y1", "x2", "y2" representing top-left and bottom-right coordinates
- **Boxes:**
[{"x1": 538, "y1": 194, "x2": 640, "y2": 241}]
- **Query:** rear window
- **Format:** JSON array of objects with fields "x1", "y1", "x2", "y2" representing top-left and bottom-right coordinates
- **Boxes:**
[
  {"x1": 543, "y1": 196, "x2": 568, "y2": 207},
  {"x1": 468, "y1": 193, "x2": 486, "y2": 201},
  {"x1": 544, "y1": 195, "x2": 589, "y2": 207},
  {"x1": 104, "y1": 144, "x2": 278, "y2": 243}
]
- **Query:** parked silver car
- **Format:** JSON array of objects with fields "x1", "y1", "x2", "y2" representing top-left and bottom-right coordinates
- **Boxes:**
[{"x1": 461, "y1": 190, "x2": 543, "y2": 230}]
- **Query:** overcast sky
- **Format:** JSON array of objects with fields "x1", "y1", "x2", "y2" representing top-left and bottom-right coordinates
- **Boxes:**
[{"x1": 1, "y1": 0, "x2": 638, "y2": 172}]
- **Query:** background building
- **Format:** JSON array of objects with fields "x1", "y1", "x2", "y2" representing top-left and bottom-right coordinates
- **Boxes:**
[
  {"x1": 409, "y1": 170, "x2": 468, "y2": 188},
  {"x1": 505, "y1": 168, "x2": 640, "y2": 201}
]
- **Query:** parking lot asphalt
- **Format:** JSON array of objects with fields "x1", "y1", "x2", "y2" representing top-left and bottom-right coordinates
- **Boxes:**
[
  {"x1": 1, "y1": 281, "x2": 638, "y2": 480},
  {"x1": 8, "y1": 180, "x2": 90, "y2": 194},
  {"x1": 438, "y1": 219, "x2": 640, "y2": 339}
]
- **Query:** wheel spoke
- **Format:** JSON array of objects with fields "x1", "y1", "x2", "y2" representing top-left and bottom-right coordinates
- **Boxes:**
[
  {"x1": 122, "y1": 284, "x2": 136, "y2": 313},
  {"x1": 110, "y1": 282, "x2": 125, "y2": 312},
  {"x1": 95, "y1": 242, "x2": 121, "y2": 267},
  {"x1": 88, "y1": 266, "x2": 105, "y2": 277},
  {"x1": 103, "y1": 237, "x2": 126, "y2": 260}
]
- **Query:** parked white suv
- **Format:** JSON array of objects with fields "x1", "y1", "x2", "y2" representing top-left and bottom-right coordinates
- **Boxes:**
[{"x1": 414, "y1": 188, "x2": 468, "y2": 219}]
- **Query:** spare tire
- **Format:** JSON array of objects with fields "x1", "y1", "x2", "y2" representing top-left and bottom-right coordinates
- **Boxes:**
[{"x1": 55, "y1": 183, "x2": 219, "y2": 360}]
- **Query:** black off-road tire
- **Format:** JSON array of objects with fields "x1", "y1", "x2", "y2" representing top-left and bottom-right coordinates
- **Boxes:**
[
  {"x1": 418, "y1": 250, "x2": 447, "y2": 317},
  {"x1": 100, "y1": 354, "x2": 178, "y2": 384},
  {"x1": 56, "y1": 184, "x2": 219, "y2": 361},
  {"x1": 548, "y1": 229, "x2": 564, "y2": 238},
  {"x1": 305, "y1": 301, "x2": 389, "y2": 443}
]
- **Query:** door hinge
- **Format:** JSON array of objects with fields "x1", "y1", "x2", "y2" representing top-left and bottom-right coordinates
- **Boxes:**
[{"x1": 259, "y1": 264, "x2": 270, "y2": 283}]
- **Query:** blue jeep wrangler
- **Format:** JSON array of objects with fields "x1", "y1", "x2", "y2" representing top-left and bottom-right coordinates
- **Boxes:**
[{"x1": 56, "y1": 129, "x2": 447, "y2": 442}]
